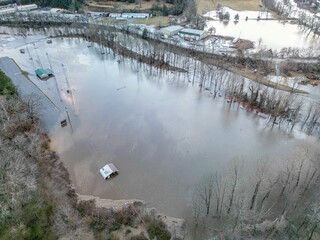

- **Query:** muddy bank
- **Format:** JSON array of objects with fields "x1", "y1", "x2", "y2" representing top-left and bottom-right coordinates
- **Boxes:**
[{"x1": 78, "y1": 194, "x2": 186, "y2": 239}]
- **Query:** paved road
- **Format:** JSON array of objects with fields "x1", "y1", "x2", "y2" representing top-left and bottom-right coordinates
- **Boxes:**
[{"x1": 0, "y1": 56, "x2": 61, "y2": 131}]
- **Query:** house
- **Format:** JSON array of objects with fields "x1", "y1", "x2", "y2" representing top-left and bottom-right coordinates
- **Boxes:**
[
  {"x1": 35, "y1": 68, "x2": 48, "y2": 79},
  {"x1": 100, "y1": 163, "x2": 119, "y2": 180},
  {"x1": 160, "y1": 25, "x2": 184, "y2": 38},
  {"x1": 178, "y1": 28, "x2": 208, "y2": 41}
]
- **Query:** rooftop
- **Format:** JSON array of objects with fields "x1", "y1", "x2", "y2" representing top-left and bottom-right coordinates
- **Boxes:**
[
  {"x1": 179, "y1": 28, "x2": 206, "y2": 36},
  {"x1": 160, "y1": 25, "x2": 184, "y2": 33}
]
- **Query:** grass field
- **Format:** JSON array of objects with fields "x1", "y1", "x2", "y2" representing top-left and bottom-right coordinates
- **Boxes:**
[
  {"x1": 196, "y1": 0, "x2": 264, "y2": 14},
  {"x1": 134, "y1": 16, "x2": 169, "y2": 27},
  {"x1": 87, "y1": 0, "x2": 170, "y2": 11},
  {"x1": 87, "y1": 0, "x2": 264, "y2": 16}
]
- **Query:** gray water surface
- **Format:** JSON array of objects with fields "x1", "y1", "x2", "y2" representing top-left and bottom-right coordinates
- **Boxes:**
[{"x1": 0, "y1": 35, "x2": 310, "y2": 218}]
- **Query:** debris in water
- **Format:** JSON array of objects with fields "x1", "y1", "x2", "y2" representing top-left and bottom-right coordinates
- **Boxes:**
[{"x1": 117, "y1": 86, "x2": 126, "y2": 91}]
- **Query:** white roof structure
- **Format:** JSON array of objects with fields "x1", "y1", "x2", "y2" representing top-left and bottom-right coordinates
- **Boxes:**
[
  {"x1": 100, "y1": 163, "x2": 119, "y2": 179},
  {"x1": 179, "y1": 28, "x2": 206, "y2": 37},
  {"x1": 0, "y1": 4, "x2": 37, "y2": 15}
]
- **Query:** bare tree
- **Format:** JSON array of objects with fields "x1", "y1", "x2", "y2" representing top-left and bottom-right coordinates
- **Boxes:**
[{"x1": 194, "y1": 172, "x2": 215, "y2": 215}]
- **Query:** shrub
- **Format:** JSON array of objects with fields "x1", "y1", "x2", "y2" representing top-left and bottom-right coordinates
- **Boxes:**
[
  {"x1": 0, "y1": 71, "x2": 17, "y2": 95},
  {"x1": 130, "y1": 233, "x2": 148, "y2": 240},
  {"x1": 147, "y1": 219, "x2": 171, "y2": 240}
]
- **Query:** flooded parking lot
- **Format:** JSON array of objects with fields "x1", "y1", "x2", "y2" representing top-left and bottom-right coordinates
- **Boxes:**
[{"x1": 0, "y1": 34, "x2": 314, "y2": 218}]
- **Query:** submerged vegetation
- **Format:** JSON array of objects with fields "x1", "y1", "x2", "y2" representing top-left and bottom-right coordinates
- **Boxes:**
[{"x1": 192, "y1": 149, "x2": 320, "y2": 239}]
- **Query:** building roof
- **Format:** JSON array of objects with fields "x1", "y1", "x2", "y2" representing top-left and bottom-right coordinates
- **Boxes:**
[
  {"x1": 160, "y1": 25, "x2": 184, "y2": 33},
  {"x1": 35, "y1": 68, "x2": 48, "y2": 78},
  {"x1": 122, "y1": 13, "x2": 149, "y2": 17},
  {"x1": 100, "y1": 163, "x2": 119, "y2": 179},
  {"x1": 179, "y1": 28, "x2": 206, "y2": 36}
]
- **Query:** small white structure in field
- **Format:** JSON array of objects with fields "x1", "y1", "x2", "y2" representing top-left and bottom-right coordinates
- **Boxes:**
[{"x1": 100, "y1": 163, "x2": 119, "y2": 180}]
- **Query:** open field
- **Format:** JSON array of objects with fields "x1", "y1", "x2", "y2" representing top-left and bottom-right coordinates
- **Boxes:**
[
  {"x1": 86, "y1": 0, "x2": 170, "y2": 11},
  {"x1": 133, "y1": 16, "x2": 169, "y2": 27},
  {"x1": 196, "y1": 0, "x2": 264, "y2": 14},
  {"x1": 87, "y1": 0, "x2": 264, "y2": 16}
]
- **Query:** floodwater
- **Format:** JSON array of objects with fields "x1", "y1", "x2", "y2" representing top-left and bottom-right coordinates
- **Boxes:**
[
  {"x1": 0, "y1": 34, "x2": 313, "y2": 218},
  {"x1": 205, "y1": 13, "x2": 320, "y2": 51}
]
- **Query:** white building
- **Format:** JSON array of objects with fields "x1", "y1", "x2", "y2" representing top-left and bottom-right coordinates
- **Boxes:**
[
  {"x1": 17, "y1": 4, "x2": 37, "y2": 11},
  {"x1": 109, "y1": 12, "x2": 150, "y2": 20},
  {"x1": 0, "y1": 4, "x2": 37, "y2": 15}
]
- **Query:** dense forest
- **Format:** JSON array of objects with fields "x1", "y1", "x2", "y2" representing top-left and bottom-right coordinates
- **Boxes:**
[{"x1": 19, "y1": 0, "x2": 85, "y2": 10}]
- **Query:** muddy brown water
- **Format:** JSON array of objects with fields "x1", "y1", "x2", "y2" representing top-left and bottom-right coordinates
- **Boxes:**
[{"x1": 0, "y1": 35, "x2": 313, "y2": 219}]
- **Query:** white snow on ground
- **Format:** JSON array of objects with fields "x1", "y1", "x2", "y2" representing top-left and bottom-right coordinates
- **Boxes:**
[
  {"x1": 266, "y1": 75, "x2": 308, "y2": 90},
  {"x1": 274, "y1": 0, "x2": 319, "y2": 20}
]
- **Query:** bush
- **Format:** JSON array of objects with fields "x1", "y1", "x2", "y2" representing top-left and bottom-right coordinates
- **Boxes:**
[
  {"x1": 147, "y1": 219, "x2": 171, "y2": 240},
  {"x1": 0, "y1": 71, "x2": 17, "y2": 95},
  {"x1": 130, "y1": 234, "x2": 148, "y2": 240}
]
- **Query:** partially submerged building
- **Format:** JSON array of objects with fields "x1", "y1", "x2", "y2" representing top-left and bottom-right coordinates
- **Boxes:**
[
  {"x1": 100, "y1": 163, "x2": 119, "y2": 180},
  {"x1": 178, "y1": 28, "x2": 208, "y2": 41},
  {"x1": 35, "y1": 68, "x2": 54, "y2": 79}
]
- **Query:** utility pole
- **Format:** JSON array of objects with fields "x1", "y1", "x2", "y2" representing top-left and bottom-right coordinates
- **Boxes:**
[
  {"x1": 46, "y1": 52, "x2": 62, "y2": 103},
  {"x1": 62, "y1": 63, "x2": 75, "y2": 109},
  {"x1": 65, "y1": 106, "x2": 73, "y2": 132}
]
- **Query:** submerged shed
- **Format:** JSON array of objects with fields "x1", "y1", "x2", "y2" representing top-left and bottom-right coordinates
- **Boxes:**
[
  {"x1": 100, "y1": 163, "x2": 119, "y2": 180},
  {"x1": 35, "y1": 68, "x2": 48, "y2": 79}
]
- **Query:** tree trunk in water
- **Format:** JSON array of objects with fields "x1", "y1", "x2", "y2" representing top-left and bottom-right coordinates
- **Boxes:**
[{"x1": 250, "y1": 180, "x2": 261, "y2": 210}]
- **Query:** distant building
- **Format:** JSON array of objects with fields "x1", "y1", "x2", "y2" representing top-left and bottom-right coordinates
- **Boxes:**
[
  {"x1": 109, "y1": 12, "x2": 150, "y2": 20},
  {"x1": 160, "y1": 25, "x2": 184, "y2": 38},
  {"x1": 17, "y1": 4, "x2": 37, "y2": 11},
  {"x1": 0, "y1": 4, "x2": 37, "y2": 15},
  {"x1": 122, "y1": 13, "x2": 150, "y2": 19},
  {"x1": 178, "y1": 28, "x2": 208, "y2": 41}
]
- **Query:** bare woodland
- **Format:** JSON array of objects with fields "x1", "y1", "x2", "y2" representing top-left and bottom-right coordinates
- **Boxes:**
[{"x1": 192, "y1": 148, "x2": 320, "y2": 239}]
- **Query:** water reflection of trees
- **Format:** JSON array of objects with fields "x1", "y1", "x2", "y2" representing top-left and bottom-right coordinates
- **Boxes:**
[
  {"x1": 191, "y1": 146, "x2": 320, "y2": 239},
  {"x1": 7, "y1": 24, "x2": 320, "y2": 136}
]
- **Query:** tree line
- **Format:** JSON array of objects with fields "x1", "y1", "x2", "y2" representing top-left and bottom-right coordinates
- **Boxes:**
[
  {"x1": 192, "y1": 147, "x2": 320, "y2": 239},
  {"x1": 19, "y1": 0, "x2": 84, "y2": 10}
]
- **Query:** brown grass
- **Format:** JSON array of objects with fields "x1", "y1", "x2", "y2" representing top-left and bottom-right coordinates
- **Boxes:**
[
  {"x1": 133, "y1": 16, "x2": 169, "y2": 27},
  {"x1": 196, "y1": 0, "x2": 264, "y2": 14},
  {"x1": 86, "y1": 0, "x2": 170, "y2": 11}
]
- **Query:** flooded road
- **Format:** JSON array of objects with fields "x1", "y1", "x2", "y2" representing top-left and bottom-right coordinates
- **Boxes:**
[{"x1": 0, "y1": 35, "x2": 312, "y2": 218}]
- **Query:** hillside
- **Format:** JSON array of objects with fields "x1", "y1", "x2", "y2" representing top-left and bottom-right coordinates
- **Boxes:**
[{"x1": 0, "y1": 66, "x2": 184, "y2": 240}]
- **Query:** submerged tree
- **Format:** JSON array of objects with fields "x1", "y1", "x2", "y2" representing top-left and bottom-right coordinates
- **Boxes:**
[{"x1": 194, "y1": 172, "x2": 216, "y2": 215}]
